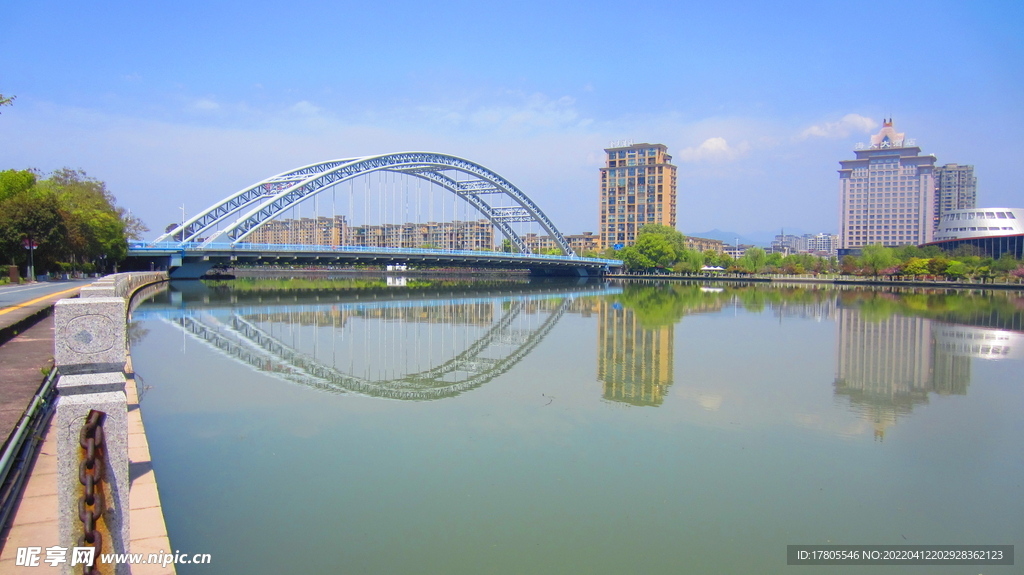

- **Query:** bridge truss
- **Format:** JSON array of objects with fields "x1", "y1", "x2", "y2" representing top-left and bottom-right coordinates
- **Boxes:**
[{"x1": 153, "y1": 152, "x2": 575, "y2": 255}]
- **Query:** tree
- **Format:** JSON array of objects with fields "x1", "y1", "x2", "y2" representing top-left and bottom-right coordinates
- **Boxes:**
[
  {"x1": 621, "y1": 245, "x2": 656, "y2": 271},
  {"x1": 0, "y1": 169, "x2": 36, "y2": 201},
  {"x1": 738, "y1": 246, "x2": 767, "y2": 273},
  {"x1": 902, "y1": 257, "x2": 930, "y2": 278},
  {"x1": 628, "y1": 233, "x2": 677, "y2": 270},
  {"x1": 993, "y1": 253, "x2": 1019, "y2": 275},
  {"x1": 927, "y1": 256, "x2": 950, "y2": 276},
  {"x1": 636, "y1": 224, "x2": 686, "y2": 255},
  {"x1": 500, "y1": 238, "x2": 512, "y2": 253},
  {"x1": 0, "y1": 93, "x2": 14, "y2": 113},
  {"x1": 860, "y1": 244, "x2": 896, "y2": 277},
  {"x1": 945, "y1": 261, "x2": 967, "y2": 279},
  {"x1": 0, "y1": 168, "x2": 144, "y2": 273},
  {"x1": 841, "y1": 255, "x2": 858, "y2": 275},
  {"x1": 0, "y1": 189, "x2": 68, "y2": 272}
]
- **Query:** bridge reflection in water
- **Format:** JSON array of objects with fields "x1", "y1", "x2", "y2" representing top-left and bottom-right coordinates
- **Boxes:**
[
  {"x1": 132, "y1": 280, "x2": 1024, "y2": 424},
  {"x1": 134, "y1": 281, "x2": 621, "y2": 401}
]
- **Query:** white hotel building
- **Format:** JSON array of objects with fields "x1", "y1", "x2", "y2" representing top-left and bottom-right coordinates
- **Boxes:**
[{"x1": 838, "y1": 120, "x2": 937, "y2": 251}]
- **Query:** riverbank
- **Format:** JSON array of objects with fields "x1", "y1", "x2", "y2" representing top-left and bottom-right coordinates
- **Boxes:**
[{"x1": 607, "y1": 273, "x2": 1024, "y2": 290}]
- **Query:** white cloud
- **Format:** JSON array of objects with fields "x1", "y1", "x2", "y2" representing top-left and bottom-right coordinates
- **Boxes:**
[
  {"x1": 287, "y1": 100, "x2": 322, "y2": 116},
  {"x1": 417, "y1": 92, "x2": 588, "y2": 134},
  {"x1": 799, "y1": 113, "x2": 877, "y2": 139},
  {"x1": 676, "y1": 137, "x2": 750, "y2": 162},
  {"x1": 191, "y1": 98, "x2": 220, "y2": 111}
]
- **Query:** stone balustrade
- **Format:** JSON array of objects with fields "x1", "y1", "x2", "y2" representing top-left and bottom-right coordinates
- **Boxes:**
[{"x1": 52, "y1": 271, "x2": 167, "y2": 574}]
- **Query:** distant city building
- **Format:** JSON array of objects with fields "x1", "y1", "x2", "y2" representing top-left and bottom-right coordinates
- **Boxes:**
[
  {"x1": 808, "y1": 233, "x2": 839, "y2": 256},
  {"x1": 769, "y1": 232, "x2": 839, "y2": 256},
  {"x1": 249, "y1": 216, "x2": 349, "y2": 246},
  {"x1": 685, "y1": 236, "x2": 724, "y2": 254},
  {"x1": 249, "y1": 217, "x2": 494, "y2": 251},
  {"x1": 723, "y1": 243, "x2": 756, "y2": 259},
  {"x1": 524, "y1": 232, "x2": 599, "y2": 255},
  {"x1": 769, "y1": 233, "x2": 804, "y2": 255},
  {"x1": 838, "y1": 119, "x2": 937, "y2": 251},
  {"x1": 933, "y1": 163, "x2": 977, "y2": 229},
  {"x1": 599, "y1": 142, "x2": 677, "y2": 248},
  {"x1": 926, "y1": 207, "x2": 1024, "y2": 259}
]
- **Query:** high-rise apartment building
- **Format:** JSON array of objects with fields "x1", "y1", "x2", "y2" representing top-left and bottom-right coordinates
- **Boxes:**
[
  {"x1": 933, "y1": 163, "x2": 977, "y2": 228},
  {"x1": 599, "y1": 142, "x2": 677, "y2": 248},
  {"x1": 838, "y1": 120, "x2": 937, "y2": 251}
]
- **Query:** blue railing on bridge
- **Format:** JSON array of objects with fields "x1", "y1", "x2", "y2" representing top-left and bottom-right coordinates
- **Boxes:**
[{"x1": 130, "y1": 242, "x2": 622, "y2": 266}]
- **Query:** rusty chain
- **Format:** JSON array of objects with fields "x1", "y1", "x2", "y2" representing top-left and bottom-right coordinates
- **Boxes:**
[{"x1": 78, "y1": 410, "x2": 106, "y2": 575}]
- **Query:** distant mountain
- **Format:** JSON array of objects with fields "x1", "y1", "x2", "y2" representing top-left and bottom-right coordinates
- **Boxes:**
[
  {"x1": 685, "y1": 229, "x2": 761, "y2": 246},
  {"x1": 686, "y1": 227, "x2": 835, "y2": 247},
  {"x1": 745, "y1": 228, "x2": 808, "y2": 245}
]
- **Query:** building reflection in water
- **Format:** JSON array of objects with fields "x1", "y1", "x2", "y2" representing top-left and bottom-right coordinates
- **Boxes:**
[
  {"x1": 834, "y1": 310, "x2": 976, "y2": 440},
  {"x1": 933, "y1": 324, "x2": 1024, "y2": 360},
  {"x1": 596, "y1": 300, "x2": 674, "y2": 406}
]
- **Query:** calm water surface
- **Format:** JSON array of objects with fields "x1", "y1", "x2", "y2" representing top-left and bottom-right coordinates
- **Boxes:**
[{"x1": 129, "y1": 277, "x2": 1024, "y2": 574}]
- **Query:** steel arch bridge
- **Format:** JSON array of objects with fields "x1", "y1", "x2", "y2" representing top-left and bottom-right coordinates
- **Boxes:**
[{"x1": 154, "y1": 152, "x2": 574, "y2": 256}]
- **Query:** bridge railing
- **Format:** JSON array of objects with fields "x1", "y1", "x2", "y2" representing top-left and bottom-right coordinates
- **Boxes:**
[{"x1": 131, "y1": 241, "x2": 622, "y2": 265}]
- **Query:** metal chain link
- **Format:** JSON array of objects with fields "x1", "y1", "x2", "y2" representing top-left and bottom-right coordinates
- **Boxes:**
[{"x1": 78, "y1": 410, "x2": 106, "y2": 575}]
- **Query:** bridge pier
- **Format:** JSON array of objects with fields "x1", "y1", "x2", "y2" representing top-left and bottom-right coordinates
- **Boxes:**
[
  {"x1": 529, "y1": 267, "x2": 598, "y2": 277},
  {"x1": 168, "y1": 260, "x2": 214, "y2": 279}
]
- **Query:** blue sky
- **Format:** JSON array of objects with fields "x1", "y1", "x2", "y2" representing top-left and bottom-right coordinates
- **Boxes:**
[{"x1": 2, "y1": 0, "x2": 1022, "y2": 238}]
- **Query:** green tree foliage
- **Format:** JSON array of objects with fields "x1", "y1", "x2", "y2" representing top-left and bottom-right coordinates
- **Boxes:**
[
  {"x1": 0, "y1": 168, "x2": 147, "y2": 273},
  {"x1": 621, "y1": 224, "x2": 686, "y2": 271},
  {"x1": 738, "y1": 246, "x2": 767, "y2": 273},
  {"x1": 944, "y1": 261, "x2": 966, "y2": 279},
  {"x1": 993, "y1": 253, "x2": 1018, "y2": 274},
  {"x1": 636, "y1": 224, "x2": 686, "y2": 254},
  {"x1": 0, "y1": 93, "x2": 14, "y2": 113},
  {"x1": 901, "y1": 257, "x2": 930, "y2": 277},
  {"x1": 860, "y1": 244, "x2": 896, "y2": 277},
  {"x1": 622, "y1": 234, "x2": 676, "y2": 271},
  {"x1": 0, "y1": 188, "x2": 68, "y2": 269}
]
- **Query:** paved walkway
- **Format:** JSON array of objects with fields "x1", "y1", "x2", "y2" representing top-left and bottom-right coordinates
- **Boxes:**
[
  {"x1": 0, "y1": 367, "x2": 175, "y2": 573},
  {"x1": 0, "y1": 279, "x2": 176, "y2": 573},
  {"x1": 0, "y1": 280, "x2": 90, "y2": 445}
]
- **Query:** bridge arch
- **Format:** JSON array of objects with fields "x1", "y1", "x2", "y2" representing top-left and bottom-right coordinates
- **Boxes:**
[{"x1": 154, "y1": 152, "x2": 575, "y2": 255}]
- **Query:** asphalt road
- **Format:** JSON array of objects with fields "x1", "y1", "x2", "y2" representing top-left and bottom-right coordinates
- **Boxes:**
[{"x1": 0, "y1": 280, "x2": 93, "y2": 317}]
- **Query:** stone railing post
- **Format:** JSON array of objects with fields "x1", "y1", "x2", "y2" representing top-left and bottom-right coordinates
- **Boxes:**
[{"x1": 54, "y1": 296, "x2": 131, "y2": 574}]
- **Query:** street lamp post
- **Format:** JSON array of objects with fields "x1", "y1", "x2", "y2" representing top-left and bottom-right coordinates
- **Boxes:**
[{"x1": 23, "y1": 238, "x2": 37, "y2": 281}]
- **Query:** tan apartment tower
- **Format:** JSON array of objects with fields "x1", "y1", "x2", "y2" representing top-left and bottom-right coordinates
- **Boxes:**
[
  {"x1": 838, "y1": 119, "x2": 937, "y2": 251},
  {"x1": 600, "y1": 142, "x2": 677, "y2": 248}
]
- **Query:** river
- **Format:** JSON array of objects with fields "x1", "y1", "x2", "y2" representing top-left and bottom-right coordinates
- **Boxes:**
[{"x1": 128, "y1": 277, "x2": 1024, "y2": 574}]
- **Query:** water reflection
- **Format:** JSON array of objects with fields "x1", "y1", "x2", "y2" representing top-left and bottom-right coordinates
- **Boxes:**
[
  {"x1": 602, "y1": 282, "x2": 1023, "y2": 435},
  {"x1": 934, "y1": 324, "x2": 1024, "y2": 359},
  {"x1": 833, "y1": 311, "x2": 971, "y2": 439},
  {"x1": 596, "y1": 300, "x2": 674, "y2": 406},
  {"x1": 135, "y1": 279, "x2": 1023, "y2": 423},
  {"x1": 135, "y1": 281, "x2": 617, "y2": 400}
]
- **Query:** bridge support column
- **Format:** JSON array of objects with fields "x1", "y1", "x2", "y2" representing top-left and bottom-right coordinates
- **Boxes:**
[
  {"x1": 529, "y1": 267, "x2": 593, "y2": 277},
  {"x1": 169, "y1": 260, "x2": 214, "y2": 279}
]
